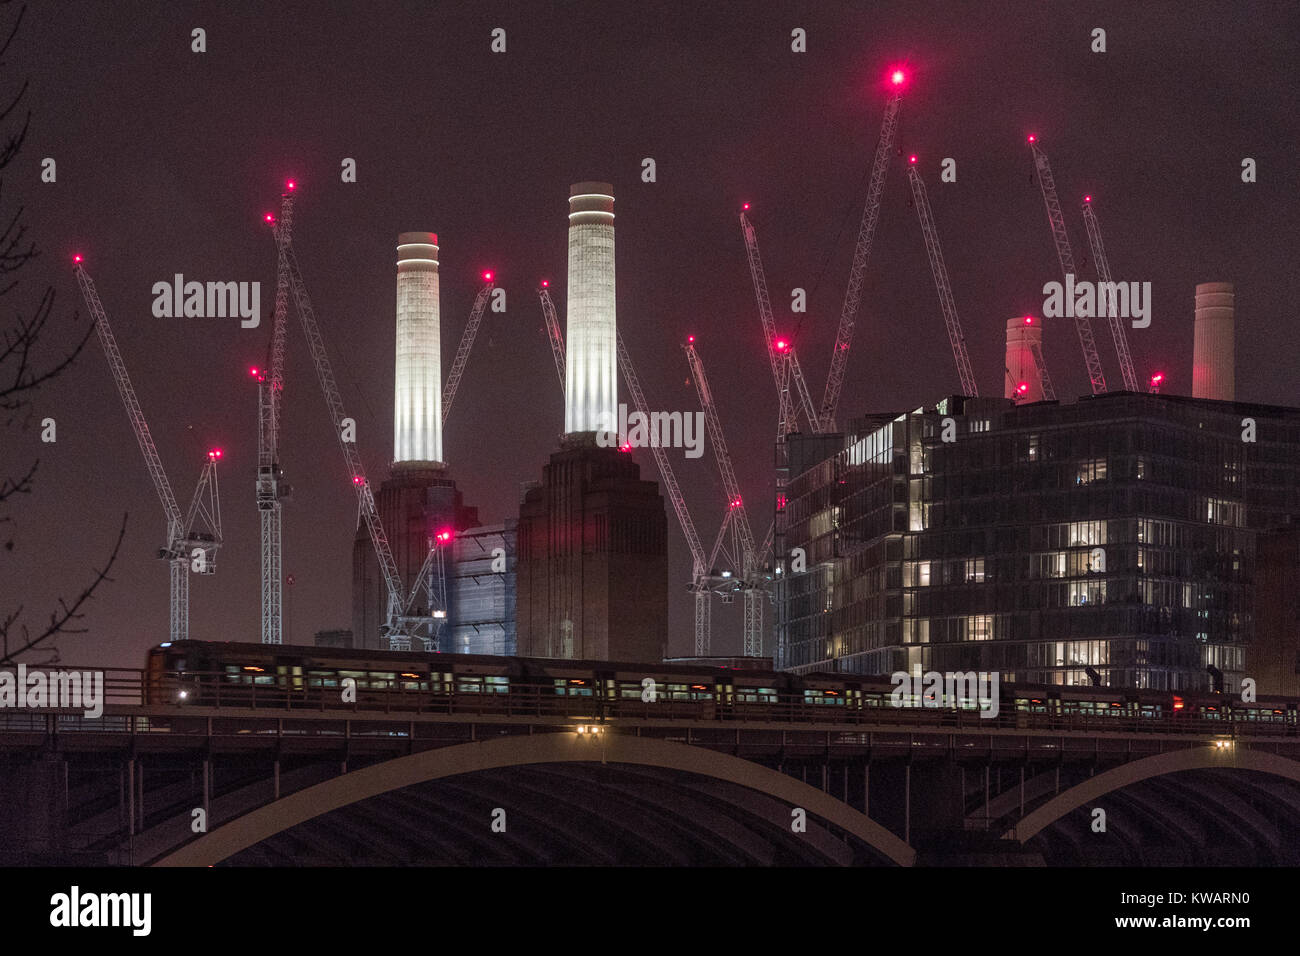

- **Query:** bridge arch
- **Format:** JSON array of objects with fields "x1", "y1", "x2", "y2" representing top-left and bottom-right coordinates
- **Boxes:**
[
  {"x1": 153, "y1": 732, "x2": 916, "y2": 867},
  {"x1": 1008, "y1": 746, "x2": 1300, "y2": 844}
]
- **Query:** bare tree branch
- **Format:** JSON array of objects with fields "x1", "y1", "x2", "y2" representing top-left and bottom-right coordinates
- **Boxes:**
[{"x1": 0, "y1": 513, "x2": 127, "y2": 663}]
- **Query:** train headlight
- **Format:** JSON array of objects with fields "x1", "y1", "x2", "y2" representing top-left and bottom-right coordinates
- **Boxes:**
[{"x1": 178, "y1": 690, "x2": 189, "y2": 700}]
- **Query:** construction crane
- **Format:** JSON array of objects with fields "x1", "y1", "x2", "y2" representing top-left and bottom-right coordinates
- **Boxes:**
[
  {"x1": 537, "y1": 285, "x2": 716, "y2": 653},
  {"x1": 537, "y1": 282, "x2": 566, "y2": 396},
  {"x1": 819, "y1": 69, "x2": 907, "y2": 431},
  {"x1": 73, "y1": 258, "x2": 223, "y2": 643},
  {"x1": 739, "y1": 206, "x2": 823, "y2": 435},
  {"x1": 272, "y1": 210, "x2": 438, "y2": 650},
  {"x1": 1081, "y1": 195, "x2": 1140, "y2": 392},
  {"x1": 683, "y1": 339, "x2": 764, "y2": 657},
  {"x1": 616, "y1": 332, "x2": 717, "y2": 654},
  {"x1": 1028, "y1": 135, "x2": 1107, "y2": 394},
  {"x1": 253, "y1": 182, "x2": 296, "y2": 643},
  {"x1": 905, "y1": 156, "x2": 979, "y2": 397},
  {"x1": 441, "y1": 274, "x2": 496, "y2": 426}
]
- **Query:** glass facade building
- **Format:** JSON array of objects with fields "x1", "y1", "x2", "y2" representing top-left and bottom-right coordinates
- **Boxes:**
[
  {"x1": 445, "y1": 521, "x2": 517, "y2": 656},
  {"x1": 776, "y1": 393, "x2": 1300, "y2": 691}
]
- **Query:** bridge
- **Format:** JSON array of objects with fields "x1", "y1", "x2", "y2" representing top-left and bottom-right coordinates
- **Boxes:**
[{"x1": 3, "y1": 666, "x2": 1299, "y2": 866}]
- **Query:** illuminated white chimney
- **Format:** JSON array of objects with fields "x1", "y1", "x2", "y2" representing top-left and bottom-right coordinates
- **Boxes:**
[
  {"x1": 565, "y1": 182, "x2": 616, "y2": 435},
  {"x1": 1005, "y1": 316, "x2": 1044, "y2": 403},
  {"x1": 394, "y1": 232, "x2": 442, "y2": 465},
  {"x1": 1193, "y1": 282, "x2": 1234, "y2": 401}
]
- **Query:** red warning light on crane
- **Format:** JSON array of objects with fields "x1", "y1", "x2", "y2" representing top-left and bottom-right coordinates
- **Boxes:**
[
  {"x1": 908, "y1": 154, "x2": 918, "y2": 165},
  {"x1": 687, "y1": 335, "x2": 695, "y2": 344},
  {"x1": 890, "y1": 69, "x2": 906, "y2": 86},
  {"x1": 72, "y1": 254, "x2": 82, "y2": 264},
  {"x1": 435, "y1": 529, "x2": 453, "y2": 544},
  {"x1": 264, "y1": 213, "x2": 275, "y2": 224},
  {"x1": 774, "y1": 339, "x2": 789, "y2": 352},
  {"x1": 1016, "y1": 382, "x2": 1029, "y2": 394},
  {"x1": 619, "y1": 443, "x2": 632, "y2": 453},
  {"x1": 1024, "y1": 316, "x2": 1034, "y2": 325},
  {"x1": 483, "y1": 271, "x2": 494, "y2": 282},
  {"x1": 1027, "y1": 134, "x2": 1037, "y2": 144},
  {"x1": 286, "y1": 180, "x2": 296, "y2": 191},
  {"x1": 540, "y1": 279, "x2": 549, "y2": 288},
  {"x1": 742, "y1": 202, "x2": 750, "y2": 211},
  {"x1": 208, "y1": 448, "x2": 223, "y2": 460}
]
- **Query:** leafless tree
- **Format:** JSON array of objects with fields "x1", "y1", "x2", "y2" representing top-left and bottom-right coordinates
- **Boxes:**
[{"x1": 0, "y1": 2, "x2": 124, "y2": 664}]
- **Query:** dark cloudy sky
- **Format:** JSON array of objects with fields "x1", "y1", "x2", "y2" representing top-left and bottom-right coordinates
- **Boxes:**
[{"x1": 9, "y1": 0, "x2": 1299, "y2": 669}]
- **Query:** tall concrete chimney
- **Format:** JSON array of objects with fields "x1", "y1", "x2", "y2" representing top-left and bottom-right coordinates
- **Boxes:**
[
  {"x1": 393, "y1": 232, "x2": 442, "y2": 466},
  {"x1": 1005, "y1": 316, "x2": 1045, "y2": 403},
  {"x1": 564, "y1": 182, "x2": 616, "y2": 435},
  {"x1": 1193, "y1": 282, "x2": 1234, "y2": 401}
]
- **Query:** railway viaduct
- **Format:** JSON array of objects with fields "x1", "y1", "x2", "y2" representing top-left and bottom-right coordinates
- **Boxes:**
[{"x1": 4, "y1": 696, "x2": 1300, "y2": 866}]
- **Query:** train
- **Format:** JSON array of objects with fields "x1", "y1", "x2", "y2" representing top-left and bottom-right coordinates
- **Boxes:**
[{"x1": 143, "y1": 640, "x2": 1300, "y2": 734}]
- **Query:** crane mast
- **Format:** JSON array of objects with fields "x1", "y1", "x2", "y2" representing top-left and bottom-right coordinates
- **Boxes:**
[
  {"x1": 1029, "y1": 137, "x2": 1107, "y2": 394},
  {"x1": 256, "y1": 187, "x2": 295, "y2": 643},
  {"x1": 74, "y1": 262, "x2": 222, "y2": 643},
  {"x1": 683, "y1": 340, "x2": 763, "y2": 656},
  {"x1": 906, "y1": 160, "x2": 979, "y2": 397},
  {"x1": 441, "y1": 277, "x2": 495, "y2": 425},
  {"x1": 819, "y1": 85, "x2": 903, "y2": 430},
  {"x1": 1080, "y1": 197, "x2": 1140, "y2": 392}
]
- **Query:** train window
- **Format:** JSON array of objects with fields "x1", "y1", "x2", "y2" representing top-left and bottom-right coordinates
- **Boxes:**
[
  {"x1": 618, "y1": 682, "x2": 644, "y2": 700},
  {"x1": 485, "y1": 676, "x2": 509, "y2": 694},
  {"x1": 225, "y1": 664, "x2": 274, "y2": 685},
  {"x1": 736, "y1": 687, "x2": 777, "y2": 704},
  {"x1": 276, "y1": 665, "x2": 305, "y2": 692},
  {"x1": 307, "y1": 669, "x2": 338, "y2": 689},
  {"x1": 553, "y1": 679, "x2": 594, "y2": 697},
  {"x1": 804, "y1": 690, "x2": 845, "y2": 706}
]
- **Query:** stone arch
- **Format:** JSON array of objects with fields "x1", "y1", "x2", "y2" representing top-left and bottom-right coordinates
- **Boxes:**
[{"x1": 153, "y1": 732, "x2": 916, "y2": 866}]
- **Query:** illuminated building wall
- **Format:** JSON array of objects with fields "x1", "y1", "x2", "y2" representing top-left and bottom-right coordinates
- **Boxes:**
[
  {"x1": 776, "y1": 393, "x2": 1300, "y2": 691},
  {"x1": 564, "y1": 182, "x2": 617, "y2": 436},
  {"x1": 394, "y1": 232, "x2": 442, "y2": 465}
]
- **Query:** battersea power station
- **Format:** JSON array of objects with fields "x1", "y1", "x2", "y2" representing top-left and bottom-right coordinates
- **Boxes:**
[{"x1": 351, "y1": 183, "x2": 668, "y2": 662}]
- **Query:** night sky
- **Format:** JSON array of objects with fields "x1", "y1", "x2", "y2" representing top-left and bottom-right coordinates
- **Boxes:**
[{"x1": 10, "y1": 1, "x2": 1299, "y2": 669}]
